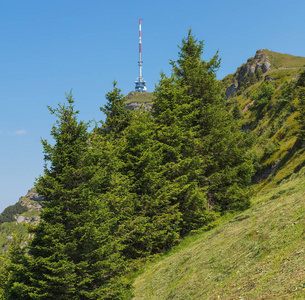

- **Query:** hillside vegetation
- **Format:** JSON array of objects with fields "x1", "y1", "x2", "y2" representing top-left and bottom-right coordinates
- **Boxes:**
[
  {"x1": 0, "y1": 31, "x2": 255, "y2": 299},
  {"x1": 223, "y1": 49, "x2": 305, "y2": 189},
  {"x1": 1, "y1": 40, "x2": 305, "y2": 299},
  {"x1": 0, "y1": 190, "x2": 41, "y2": 253},
  {"x1": 132, "y1": 160, "x2": 305, "y2": 299},
  {"x1": 131, "y1": 49, "x2": 305, "y2": 299}
]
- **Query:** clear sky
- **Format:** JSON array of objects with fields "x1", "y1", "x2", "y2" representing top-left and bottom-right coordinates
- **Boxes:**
[{"x1": 1, "y1": 0, "x2": 304, "y2": 213}]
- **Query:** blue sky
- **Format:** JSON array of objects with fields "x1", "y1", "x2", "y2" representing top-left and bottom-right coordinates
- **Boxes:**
[{"x1": 1, "y1": 0, "x2": 304, "y2": 212}]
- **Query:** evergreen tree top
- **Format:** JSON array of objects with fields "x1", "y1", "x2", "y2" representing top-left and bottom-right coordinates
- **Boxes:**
[{"x1": 171, "y1": 29, "x2": 221, "y2": 82}]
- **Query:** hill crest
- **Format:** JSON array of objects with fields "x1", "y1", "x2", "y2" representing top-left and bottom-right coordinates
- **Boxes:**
[{"x1": 224, "y1": 49, "x2": 305, "y2": 98}]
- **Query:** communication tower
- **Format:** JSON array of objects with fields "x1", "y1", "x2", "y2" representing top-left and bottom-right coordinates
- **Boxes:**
[{"x1": 135, "y1": 18, "x2": 147, "y2": 92}]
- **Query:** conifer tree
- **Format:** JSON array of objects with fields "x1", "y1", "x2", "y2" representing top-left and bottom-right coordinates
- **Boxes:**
[
  {"x1": 3, "y1": 93, "x2": 131, "y2": 299},
  {"x1": 153, "y1": 30, "x2": 254, "y2": 234},
  {"x1": 117, "y1": 111, "x2": 181, "y2": 257},
  {"x1": 99, "y1": 81, "x2": 132, "y2": 137},
  {"x1": 1, "y1": 236, "x2": 31, "y2": 299},
  {"x1": 296, "y1": 77, "x2": 305, "y2": 140}
]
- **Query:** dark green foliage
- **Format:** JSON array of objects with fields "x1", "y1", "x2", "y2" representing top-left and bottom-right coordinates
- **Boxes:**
[
  {"x1": 297, "y1": 86, "x2": 305, "y2": 140},
  {"x1": 249, "y1": 73, "x2": 257, "y2": 85},
  {"x1": 263, "y1": 142, "x2": 278, "y2": 159},
  {"x1": 281, "y1": 81, "x2": 295, "y2": 100},
  {"x1": 296, "y1": 71, "x2": 305, "y2": 140},
  {"x1": 2, "y1": 31, "x2": 256, "y2": 299},
  {"x1": 118, "y1": 111, "x2": 182, "y2": 257},
  {"x1": 251, "y1": 81, "x2": 275, "y2": 111},
  {"x1": 3, "y1": 92, "x2": 132, "y2": 299},
  {"x1": 256, "y1": 68, "x2": 263, "y2": 80},
  {"x1": 296, "y1": 69, "x2": 305, "y2": 87},
  {"x1": 0, "y1": 237, "x2": 31, "y2": 299},
  {"x1": 232, "y1": 102, "x2": 242, "y2": 119},
  {"x1": 99, "y1": 81, "x2": 132, "y2": 137},
  {"x1": 32, "y1": 93, "x2": 130, "y2": 299},
  {"x1": 0, "y1": 203, "x2": 28, "y2": 225},
  {"x1": 153, "y1": 30, "x2": 254, "y2": 234}
]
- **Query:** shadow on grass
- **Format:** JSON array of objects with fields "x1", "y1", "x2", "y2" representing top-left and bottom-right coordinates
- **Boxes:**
[{"x1": 276, "y1": 139, "x2": 305, "y2": 184}]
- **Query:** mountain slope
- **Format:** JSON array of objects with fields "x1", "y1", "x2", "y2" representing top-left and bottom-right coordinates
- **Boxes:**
[
  {"x1": 132, "y1": 50, "x2": 305, "y2": 299},
  {"x1": 132, "y1": 162, "x2": 305, "y2": 299},
  {"x1": 0, "y1": 189, "x2": 41, "y2": 252},
  {"x1": 223, "y1": 49, "x2": 305, "y2": 189}
]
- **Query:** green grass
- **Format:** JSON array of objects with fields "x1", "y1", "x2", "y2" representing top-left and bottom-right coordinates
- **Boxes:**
[
  {"x1": 132, "y1": 165, "x2": 305, "y2": 299},
  {"x1": 265, "y1": 50, "x2": 305, "y2": 69},
  {"x1": 124, "y1": 92, "x2": 153, "y2": 105}
]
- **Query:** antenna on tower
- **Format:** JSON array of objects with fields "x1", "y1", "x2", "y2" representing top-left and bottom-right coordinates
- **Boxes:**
[{"x1": 135, "y1": 18, "x2": 147, "y2": 92}]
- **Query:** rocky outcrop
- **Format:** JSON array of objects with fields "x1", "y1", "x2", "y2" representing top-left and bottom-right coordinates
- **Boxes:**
[
  {"x1": 27, "y1": 192, "x2": 44, "y2": 202},
  {"x1": 16, "y1": 189, "x2": 43, "y2": 226},
  {"x1": 18, "y1": 190, "x2": 43, "y2": 212},
  {"x1": 15, "y1": 215, "x2": 39, "y2": 224},
  {"x1": 19, "y1": 197, "x2": 42, "y2": 213},
  {"x1": 226, "y1": 84, "x2": 239, "y2": 98},
  {"x1": 225, "y1": 49, "x2": 272, "y2": 98},
  {"x1": 125, "y1": 102, "x2": 152, "y2": 111}
]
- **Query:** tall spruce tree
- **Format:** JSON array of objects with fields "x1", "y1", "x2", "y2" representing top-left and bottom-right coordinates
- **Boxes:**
[
  {"x1": 153, "y1": 30, "x2": 254, "y2": 234},
  {"x1": 3, "y1": 93, "x2": 131, "y2": 299}
]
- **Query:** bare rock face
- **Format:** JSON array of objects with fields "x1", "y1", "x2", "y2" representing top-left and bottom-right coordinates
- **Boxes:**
[
  {"x1": 15, "y1": 216, "x2": 39, "y2": 224},
  {"x1": 225, "y1": 49, "x2": 272, "y2": 98},
  {"x1": 262, "y1": 62, "x2": 271, "y2": 73},
  {"x1": 16, "y1": 215, "x2": 25, "y2": 224},
  {"x1": 125, "y1": 102, "x2": 152, "y2": 111},
  {"x1": 18, "y1": 189, "x2": 43, "y2": 213},
  {"x1": 28, "y1": 192, "x2": 43, "y2": 202},
  {"x1": 226, "y1": 84, "x2": 239, "y2": 98}
]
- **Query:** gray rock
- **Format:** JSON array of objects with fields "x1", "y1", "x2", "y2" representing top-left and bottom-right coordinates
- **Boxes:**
[
  {"x1": 16, "y1": 215, "x2": 25, "y2": 224},
  {"x1": 27, "y1": 192, "x2": 44, "y2": 202},
  {"x1": 249, "y1": 66, "x2": 256, "y2": 76},
  {"x1": 262, "y1": 62, "x2": 271, "y2": 73},
  {"x1": 226, "y1": 84, "x2": 239, "y2": 98},
  {"x1": 125, "y1": 102, "x2": 152, "y2": 111}
]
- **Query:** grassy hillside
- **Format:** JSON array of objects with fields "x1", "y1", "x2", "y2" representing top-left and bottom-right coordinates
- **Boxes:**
[
  {"x1": 133, "y1": 161, "x2": 305, "y2": 299},
  {"x1": 132, "y1": 51, "x2": 305, "y2": 299},
  {"x1": 264, "y1": 50, "x2": 305, "y2": 69},
  {"x1": 224, "y1": 50, "x2": 305, "y2": 189}
]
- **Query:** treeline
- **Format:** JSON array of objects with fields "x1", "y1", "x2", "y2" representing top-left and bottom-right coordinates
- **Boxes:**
[{"x1": 0, "y1": 31, "x2": 255, "y2": 299}]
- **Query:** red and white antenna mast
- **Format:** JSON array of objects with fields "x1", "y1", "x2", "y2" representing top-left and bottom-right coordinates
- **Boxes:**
[
  {"x1": 139, "y1": 18, "x2": 142, "y2": 78},
  {"x1": 135, "y1": 18, "x2": 147, "y2": 92}
]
